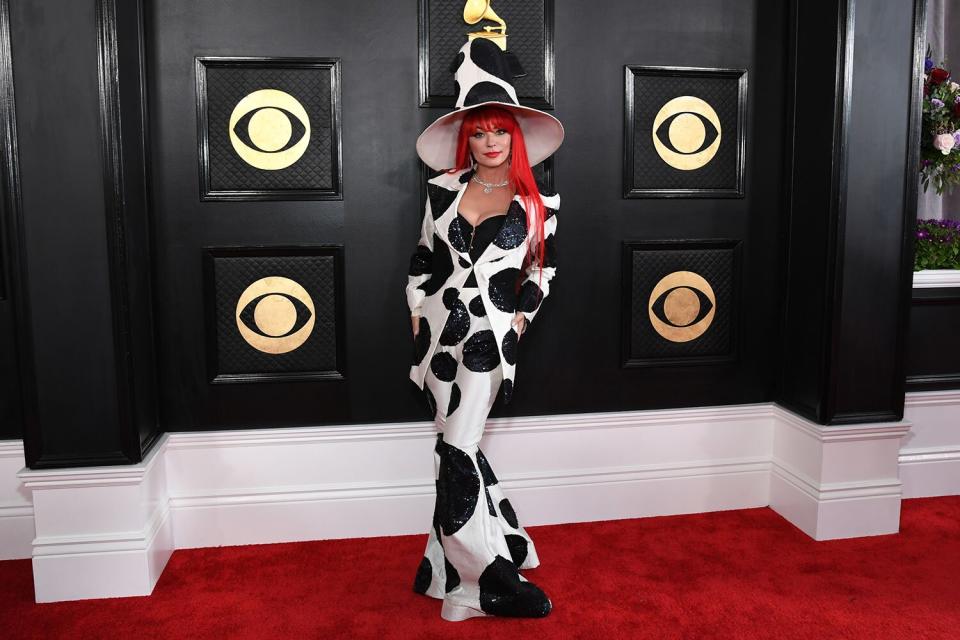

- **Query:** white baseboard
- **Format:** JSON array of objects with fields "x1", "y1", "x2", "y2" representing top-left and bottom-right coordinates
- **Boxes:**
[
  {"x1": 0, "y1": 440, "x2": 33, "y2": 560},
  {"x1": 768, "y1": 406, "x2": 909, "y2": 540},
  {"x1": 901, "y1": 390, "x2": 960, "y2": 498},
  {"x1": 168, "y1": 403, "x2": 774, "y2": 547},
  {"x1": 17, "y1": 440, "x2": 173, "y2": 602},
  {"x1": 4, "y1": 390, "x2": 958, "y2": 601}
]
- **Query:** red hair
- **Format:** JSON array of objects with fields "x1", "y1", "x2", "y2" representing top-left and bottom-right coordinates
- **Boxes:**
[{"x1": 446, "y1": 105, "x2": 546, "y2": 298}]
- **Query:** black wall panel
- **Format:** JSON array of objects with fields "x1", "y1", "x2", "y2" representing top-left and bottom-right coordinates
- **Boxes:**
[
  {"x1": 776, "y1": 0, "x2": 924, "y2": 424},
  {"x1": 906, "y1": 288, "x2": 960, "y2": 390},
  {"x1": 9, "y1": 0, "x2": 123, "y2": 459},
  {"x1": 0, "y1": 0, "x2": 25, "y2": 441},
  {"x1": 834, "y1": 0, "x2": 916, "y2": 420},
  {"x1": 145, "y1": 0, "x2": 789, "y2": 430},
  {"x1": 8, "y1": 0, "x2": 927, "y2": 459}
]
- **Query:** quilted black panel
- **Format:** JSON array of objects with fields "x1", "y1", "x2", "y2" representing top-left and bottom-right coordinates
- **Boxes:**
[
  {"x1": 425, "y1": 0, "x2": 550, "y2": 105},
  {"x1": 204, "y1": 64, "x2": 335, "y2": 192},
  {"x1": 630, "y1": 71, "x2": 742, "y2": 191},
  {"x1": 628, "y1": 245, "x2": 736, "y2": 360},
  {"x1": 212, "y1": 254, "x2": 339, "y2": 376}
]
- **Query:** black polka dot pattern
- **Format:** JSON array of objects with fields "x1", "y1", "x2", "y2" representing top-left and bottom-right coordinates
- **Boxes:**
[
  {"x1": 487, "y1": 267, "x2": 519, "y2": 313},
  {"x1": 442, "y1": 287, "x2": 459, "y2": 308},
  {"x1": 417, "y1": 235, "x2": 452, "y2": 296},
  {"x1": 439, "y1": 299, "x2": 469, "y2": 346},
  {"x1": 423, "y1": 383, "x2": 436, "y2": 417},
  {"x1": 492, "y1": 201, "x2": 527, "y2": 250},
  {"x1": 435, "y1": 438, "x2": 481, "y2": 536},
  {"x1": 430, "y1": 351, "x2": 458, "y2": 382},
  {"x1": 478, "y1": 555, "x2": 551, "y2": 617},
  {"x1": 450, "y1": 50, "x2": 465, "y2": 73},
  {"x1": 413, "y1": 318, "x2": 431, "y2": 365},
  {"x1": 427, "y1": 183, "x2": 457, "y2": 219},
  {"x1": 517, "y1": 281, "x2": 544, "y2": 313},
  {"x1": 499, "y1": 378, "x2": 513, "y2": 405},
  {"x1": 499, "y1": 498, "x2": 518, "y2": 528},
  {"x1": 408, "y1": 244, "x2": 432, "y2": 277},
  {"x1": 469, "y1": 295, "x2": 486, "y2": 317},
  {"x1": 470, "y1": 39, "x2": 514, "y2": 84},
  {"x1": 501, "y1": 328, "x2": 518, "y2": 365},
  {"x1": 505, "y1": 534, "x2": 529, "y2": 567},
  {"x1": 444, "y1": 557, "x2": 460, "y2": 592},
  {"x1": 462, "y1": 329, "x2": 501, "y2": 372},
  {"x1": 465, "y1": 81, "x2": 516, "y2": 107},
  {"x1": 447, "y1": 382, "x2": 461, "y2": 416},
  {"x1": 484, "y1": 485, "x2": 496, "y2": 516},
  {"x1": 447, "y1": 215, "x2": 470, "y2": 253},
  {"x1": 476, "y1": 448, "x2": 499, "y2": 486},
  {"x1": 541, "y1": 233, "x2": 558, "y2": 268},
  {"x1": 413, "y1": 557, "x2": 432, "y2": 594}
]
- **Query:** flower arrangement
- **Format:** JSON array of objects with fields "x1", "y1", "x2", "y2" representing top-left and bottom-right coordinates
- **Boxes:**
[
  {"x1": 915, "y1": 219, "x2": 960, "y2": 270},
  {"x1": 920, "y1": 50, "x2": 960, "y2": 194}
]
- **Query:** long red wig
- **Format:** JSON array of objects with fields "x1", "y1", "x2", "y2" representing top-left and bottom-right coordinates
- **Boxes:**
[{"x1": 446, "y1": 105, "x2": 546, "y2": 295}]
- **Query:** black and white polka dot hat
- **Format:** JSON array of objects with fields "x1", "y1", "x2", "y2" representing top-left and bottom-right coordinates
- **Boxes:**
[{"x1": 416, "y1": 38, "x2": 565, "y2": 172}]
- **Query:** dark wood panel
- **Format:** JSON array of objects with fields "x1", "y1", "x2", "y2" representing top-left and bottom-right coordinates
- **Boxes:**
[
  {"x1": 0, "y1": 0, "x2": 27, "y2": 441},
  {"x1": 906, "y1": 287, "x2": 960, "y2": 391}
]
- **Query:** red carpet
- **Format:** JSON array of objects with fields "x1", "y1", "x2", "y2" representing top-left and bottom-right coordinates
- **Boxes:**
[{"x1": 1, "y1": 496, "x2": 958, "y2": 639}]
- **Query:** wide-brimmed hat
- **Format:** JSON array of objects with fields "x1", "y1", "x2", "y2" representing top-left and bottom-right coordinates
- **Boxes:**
[{"x1": 416, "y1": 38, "x2": 564, "y2": 172}]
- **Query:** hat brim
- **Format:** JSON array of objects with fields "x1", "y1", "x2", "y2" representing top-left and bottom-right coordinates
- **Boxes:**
[{"x1": 416, "y1": 102, "x2": 564, "y2": 172}]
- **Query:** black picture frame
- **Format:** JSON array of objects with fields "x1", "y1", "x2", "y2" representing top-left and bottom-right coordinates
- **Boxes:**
[
  {"x1": 418, "y1": 0, "x2": 555, "y2": 109},
  {"x1": 202, "y1": 244, "x2": 347, "y2": 384},
  {"x1": 196, "y1": 56, "x2": 343, "y2": 201},
  {"x1": 624, "y1": 65, "x2": 747, "y2": 198},
  {"x1": 620, "y1": 238, "x2": 742, "y2": 368}
]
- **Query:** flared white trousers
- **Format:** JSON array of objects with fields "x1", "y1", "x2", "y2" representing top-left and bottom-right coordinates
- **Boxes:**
[{"x1": 412, "y1": 286, "x2": 550, "y2": 621}]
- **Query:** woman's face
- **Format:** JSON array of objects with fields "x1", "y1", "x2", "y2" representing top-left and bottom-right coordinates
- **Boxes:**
[{"x1": 468, "y1": 124, "x2": 512, "y2": 170}]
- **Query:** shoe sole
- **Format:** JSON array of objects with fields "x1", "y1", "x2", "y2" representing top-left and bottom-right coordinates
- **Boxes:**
[{"x1": 441, "y1": 600, "x2": 490, "y2": 622}]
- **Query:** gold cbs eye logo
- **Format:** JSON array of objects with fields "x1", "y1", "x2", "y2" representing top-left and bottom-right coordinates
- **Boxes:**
[
  {"x1": 235, "y1": 276, "x2": 315, "y2": 354},
  {"x1": 648, "y1": 271, "x2": 716, "y2": 343},
  {"x1": 652, "y1": 96, "x2": 721, "y2": 171},
  {"x1": 228, "y1": 89, "x2": 311, "y2": 170}
]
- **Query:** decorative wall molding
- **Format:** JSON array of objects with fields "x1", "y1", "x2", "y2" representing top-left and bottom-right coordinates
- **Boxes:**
[
  {"x1": 16, "y1": 438, "x2": 172, "y2": 602},
  {"x1": 768, "y1": 405, "x2": 910, "y2": 540},
  {"x1": 0, "y1": 440, "x2": 32, "y2": 560},
  {"x1": 912, "y1": 269, "x2": 960, "y2": 289},
  {"x1": 900, "y1": 389, "x2": 960, "y2": 498},
  {"x1": 6, "y1": 392, "x2": 960, "y2": 601}
]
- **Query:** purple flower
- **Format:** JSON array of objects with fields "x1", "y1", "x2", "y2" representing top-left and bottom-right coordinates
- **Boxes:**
[
  {"x1": 932, "y1": 98, "x2": 945, "y2": 109},
  {"x1": 918, "y1": 230, "x2": 929, "y2": 239},
  {"x1": 926, "y1": 58, "x2": 935, "y2": 72}
]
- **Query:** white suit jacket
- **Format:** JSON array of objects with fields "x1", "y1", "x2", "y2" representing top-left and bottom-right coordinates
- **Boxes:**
[{"x1": 405, "y1": 166, "x2": 559, "y2": 404}]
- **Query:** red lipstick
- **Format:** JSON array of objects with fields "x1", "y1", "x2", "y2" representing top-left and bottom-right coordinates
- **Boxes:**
[{"x1": 483, "y1": 151, "x2": 501, "y2": 157}]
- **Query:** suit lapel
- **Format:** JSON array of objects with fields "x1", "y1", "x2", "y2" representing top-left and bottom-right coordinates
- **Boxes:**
[
  {"x1": 429, "y1": 167, "x2": 530, "y2": 267},
  {"x1": 430, "y1": 169, "x2": 470, "y2": 261}
]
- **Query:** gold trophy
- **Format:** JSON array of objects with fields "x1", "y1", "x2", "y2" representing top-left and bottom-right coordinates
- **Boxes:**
[{"x1": 464, "y1": 0, "x2": 508, "y2": 51}]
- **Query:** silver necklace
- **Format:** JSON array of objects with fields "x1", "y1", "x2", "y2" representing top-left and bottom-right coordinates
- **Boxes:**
[{"x1": 472, "y1": 173, "x2": 510, "y2": 194}]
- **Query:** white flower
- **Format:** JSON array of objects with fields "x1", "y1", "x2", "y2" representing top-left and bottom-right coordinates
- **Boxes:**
[
  {"x1": 934, "y1": 132, "x2": 956, "y2": 154},
  {"x1": 950, "y1": 81, "x2": 959, "y2": 91}
]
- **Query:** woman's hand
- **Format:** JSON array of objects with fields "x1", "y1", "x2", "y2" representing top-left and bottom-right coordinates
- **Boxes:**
[
  {"x1": 512, "y1": 312, "x2": 528, "y2": 339},
  {"x1": 411, "y1": 314, "x2": 420, "y2": 339}
]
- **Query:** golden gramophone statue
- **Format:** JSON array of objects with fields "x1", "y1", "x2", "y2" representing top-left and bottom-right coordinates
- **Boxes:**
[{"x1": 464, "y1": 0, "x2": 508, "y2": 51}]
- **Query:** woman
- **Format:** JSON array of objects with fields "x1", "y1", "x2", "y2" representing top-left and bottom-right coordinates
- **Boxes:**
[{"x1": 405, "y1": 37, "x2": 564, "y2": 622}]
